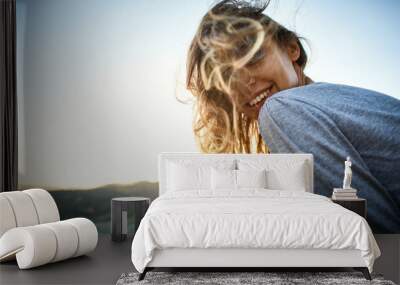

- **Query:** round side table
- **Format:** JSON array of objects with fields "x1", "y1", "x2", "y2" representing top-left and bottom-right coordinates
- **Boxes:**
[{"x1": 111, "y1": 197, "x2": 150, "y2": 242}]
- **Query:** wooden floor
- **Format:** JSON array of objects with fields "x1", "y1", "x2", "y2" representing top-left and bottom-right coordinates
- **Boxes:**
[{"x1": 0, "y1": 234, "x2": 134, "y2": 285}]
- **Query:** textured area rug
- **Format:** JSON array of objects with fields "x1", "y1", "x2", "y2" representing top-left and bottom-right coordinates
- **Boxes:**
[{"x1": 116, "y1": 271, "x2": 396, "y2": 285}]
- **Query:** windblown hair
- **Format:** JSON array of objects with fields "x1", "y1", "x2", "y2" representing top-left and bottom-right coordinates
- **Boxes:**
[{"x1": 185, "y1": 0, "x2": 308, "y2": 153}]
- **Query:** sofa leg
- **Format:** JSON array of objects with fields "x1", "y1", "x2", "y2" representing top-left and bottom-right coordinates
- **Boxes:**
[
  {"x1": 138, "y1": 268, "x2": 148, "y2": 281},
  {"x1": 354, "y1": 267, "x2": 371, "y2": 280}
]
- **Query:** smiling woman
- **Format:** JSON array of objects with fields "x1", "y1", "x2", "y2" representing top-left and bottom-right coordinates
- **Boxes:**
[
  {"x1": 186, "y1": 0, "x2": 310, "y2": 153},
  {"x1": 184, "y1": 0, "x2": 400, "y2": 233}
]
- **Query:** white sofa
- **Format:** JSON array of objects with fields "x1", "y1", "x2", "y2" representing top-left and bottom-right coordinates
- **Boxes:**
[{"x1": 0, "y1": 188, "x2": 98, "y2": 269}]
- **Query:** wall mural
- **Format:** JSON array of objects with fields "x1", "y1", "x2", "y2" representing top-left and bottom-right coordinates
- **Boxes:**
[{"x1": 16, "y1": 0, "x2": 400, "y2": 234}]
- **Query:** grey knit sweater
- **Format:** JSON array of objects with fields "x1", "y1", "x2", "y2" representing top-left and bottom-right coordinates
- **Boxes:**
[{"x1": 258, "y1": 82, "x2": 400, "y2": 233}]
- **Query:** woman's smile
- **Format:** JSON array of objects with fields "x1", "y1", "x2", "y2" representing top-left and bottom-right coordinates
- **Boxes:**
[
  {"x1": 247, "y1": 85, "x2": 273, "y2": 107},
  {"x1": 239, "y1": 83, "x2": 277, "y2": 119}
]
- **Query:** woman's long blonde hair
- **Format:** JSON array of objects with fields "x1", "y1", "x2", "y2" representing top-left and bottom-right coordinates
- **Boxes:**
[{"x1": 184, "y1": 0, "x2": 308, "y2": 153}]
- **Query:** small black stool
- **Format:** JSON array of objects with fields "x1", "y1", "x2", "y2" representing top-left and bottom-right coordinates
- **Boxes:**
[{"x1": 111, "y1": 197, "x2": 150, "y2": 242}]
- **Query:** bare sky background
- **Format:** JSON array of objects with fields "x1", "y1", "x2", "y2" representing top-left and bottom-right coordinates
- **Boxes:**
[{"x1": 16, "y1": 0, "x2": 400, "y2": 188}]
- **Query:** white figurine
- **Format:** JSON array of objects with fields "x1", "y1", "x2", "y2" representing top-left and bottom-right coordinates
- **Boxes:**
[{"x1": 342, "y1": 156, "x2": 353, "y2": 189}]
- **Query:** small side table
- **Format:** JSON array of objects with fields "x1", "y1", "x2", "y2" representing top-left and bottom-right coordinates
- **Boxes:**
[
  {"x1": 331, "y1": 198, "x2": 367, "y2": 218},
  {"x1": 111, "y1": 197, "x2": 150, "y2": 242}
]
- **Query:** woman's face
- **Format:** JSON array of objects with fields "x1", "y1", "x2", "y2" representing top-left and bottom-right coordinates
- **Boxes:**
[{"x1": 229, "y1": 39, "x2": 302, "y2": 120}]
